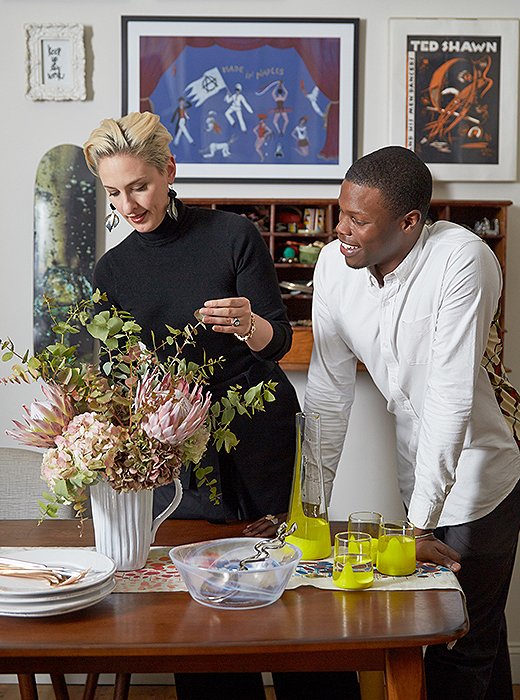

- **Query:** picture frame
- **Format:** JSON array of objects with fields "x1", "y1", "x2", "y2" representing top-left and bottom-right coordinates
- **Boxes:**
[
  {"x1": 389, "y1": 18, "x2": 519, "y2": 181},
  {"x1": 122, "y1": 16, "x2": 359, "y2": 183},
  {"x1": 25, "y1": 23, "x2": 86, "y2": 101}
]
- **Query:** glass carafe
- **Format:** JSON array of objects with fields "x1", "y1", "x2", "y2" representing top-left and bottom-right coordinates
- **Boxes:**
[{"x1": 286, "y1": 411, "x2": 331, "y2": 559}]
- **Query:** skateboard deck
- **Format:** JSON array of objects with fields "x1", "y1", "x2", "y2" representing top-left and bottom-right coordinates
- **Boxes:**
[{"x1": 33, "y1": 144, "x2": 96, "y2": 359}]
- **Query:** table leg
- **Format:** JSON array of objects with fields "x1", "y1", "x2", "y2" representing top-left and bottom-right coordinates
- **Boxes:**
[
  {"x1": 385, "y1": 647, "x2": 426, "y2": 700},
  {"x1": 113, "y1": 672, "x2": 132, "y2": 700},
  {"x1": 50, "y1": 673, "x2": 70, "y2": 700},
  {"x1": 82, "y1": 672, "x2": 100, "y2": 700},
  {"x1": 16, "y1": 674, "x2": 38, "y2": 700},
  {"x1": 359, "y1": 670, "x2": 386, "y2": 700}
]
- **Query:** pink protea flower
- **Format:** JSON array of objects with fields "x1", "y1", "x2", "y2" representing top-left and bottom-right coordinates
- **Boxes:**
[
  {"x1": 141, "y1": 377, "x2": 212, "y2": 447},
  {"x1": 6, "y1": 383, "x2": 75, "y2": 448},
  {"x1": 134, "y1": 369, "x2": 173, "y2": 410}
]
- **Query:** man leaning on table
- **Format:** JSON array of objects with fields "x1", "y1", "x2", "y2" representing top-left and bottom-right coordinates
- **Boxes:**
[{"x1": 304, "y1": 145, "x2": 520, "y2": 700}]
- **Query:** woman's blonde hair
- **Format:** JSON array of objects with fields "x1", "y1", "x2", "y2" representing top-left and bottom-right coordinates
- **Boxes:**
[{"x1": 83, "y1": 112, "x2": 173, "y2": 176}]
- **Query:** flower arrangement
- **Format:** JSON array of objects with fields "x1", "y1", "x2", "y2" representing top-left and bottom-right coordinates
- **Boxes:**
[{"x1": 1, "y1": 292, "x2": 276, "y2": 519}]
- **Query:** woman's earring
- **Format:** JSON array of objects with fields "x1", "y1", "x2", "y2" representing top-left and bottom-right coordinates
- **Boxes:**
[
  {"x1": 167, "y1": 186, "x2": 178, "y2": 221},
  {"x1": 105, "y1": 203, "x2": 120, "y2": 232}
]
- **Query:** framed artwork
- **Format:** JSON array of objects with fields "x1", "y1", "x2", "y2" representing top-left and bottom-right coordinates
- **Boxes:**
[
  {"x1": 122, "y1": 16, "x2": 359, "y2": 183},
  {"x1": 389, "y1": 18, "x2": 519, "y2": 181},
  {"x1": 25, "y1": 23, "x2": 86, "y2": 101}
]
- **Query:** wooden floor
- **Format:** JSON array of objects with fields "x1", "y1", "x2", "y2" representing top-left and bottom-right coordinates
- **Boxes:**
[
  {"x1": 0, "y1": 685, "x2": 518, "y2": 699},
  {"x1": 1, "y1": 687, "x2": 182, "y2": 700},
  {"x1": 1, "y1": 686, "x2": 273, "y2": 700}
]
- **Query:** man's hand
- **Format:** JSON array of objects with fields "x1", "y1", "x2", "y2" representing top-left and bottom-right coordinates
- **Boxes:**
[{"x1": 415, "y1": 531, "x2": 462, "y2": 573}]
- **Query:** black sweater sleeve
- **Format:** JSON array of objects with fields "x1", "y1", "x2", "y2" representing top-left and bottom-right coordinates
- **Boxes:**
[{"x1": 230, "y1": 214, "x2": 292, "y2": 362}]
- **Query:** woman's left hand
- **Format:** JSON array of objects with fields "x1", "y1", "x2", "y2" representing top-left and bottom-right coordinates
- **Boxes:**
[
  {"x1": 199, "y1": 297, "x2": 252, "y2": 335},
  {"x1": 243, "y1": 513, "x2": 287, "y2": 537}
]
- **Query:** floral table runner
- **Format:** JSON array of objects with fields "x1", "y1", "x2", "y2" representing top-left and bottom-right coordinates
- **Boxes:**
[
  {"x1": 113, "y1": 546, "x2": 462, "y2": 593},
  {"x1": 3, "y1": 546, "x2": 462, "y2": 593}
]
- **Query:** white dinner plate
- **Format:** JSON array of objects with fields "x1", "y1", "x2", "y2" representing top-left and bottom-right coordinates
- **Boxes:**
[
  {"x1": 0, "y1": 577, "x2": 116, "y2": 617},
  {"x1": 0, "y1": 548, "x2": 116, "y2": 596},
  {"x1": 0, "y1": 574, "x2": 115, "y2": 605}
]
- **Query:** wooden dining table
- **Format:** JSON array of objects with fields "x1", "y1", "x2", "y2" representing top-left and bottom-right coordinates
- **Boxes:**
[{"x1": 0, "y1": 519, "x2": 468, "y2": 700}]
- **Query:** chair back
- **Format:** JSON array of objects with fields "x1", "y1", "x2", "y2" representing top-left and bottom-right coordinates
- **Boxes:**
[{"x1": 0, "y1": 446, "x2": 75, "y2": 519}]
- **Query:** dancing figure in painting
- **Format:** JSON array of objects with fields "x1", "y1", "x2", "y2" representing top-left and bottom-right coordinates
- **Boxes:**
[
  {"x1": 204, "y1": 110, "x2": 222, "y2": 135},
  {"x1": 171, "y1": 97, "x2": 194, "y2": 146},
  {"x1": 271, "y1": 80, "x2": 290, "y2": 135},
  {"x1": 253, "y1": 115, "x2": 272, "y2": 162},
  {"x1": 300, "y1": 81, "x2": 327, "y2": 119},
  {"x1": 202, "y1": 135, "x2": 237, "y2": 159},
  {"x1": 224, "y1": 83, "x2": 253, "y2": 132},
  {"x1": 291, "y1": 116, "x2": 310, "y2": 156}
]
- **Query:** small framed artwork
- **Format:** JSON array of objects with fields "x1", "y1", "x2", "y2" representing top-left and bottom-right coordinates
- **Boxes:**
[
  {"x1": 25, "y1": 23, "x2": 87, "y2": 101},
  {"x1": 389, "y1": 18, "x2": 519, "y2": 181},
  {"x1": 122, "y1": 16, "x2": 359, "y2": 183}
]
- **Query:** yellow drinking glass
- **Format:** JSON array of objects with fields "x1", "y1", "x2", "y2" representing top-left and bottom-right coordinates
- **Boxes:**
[
  {"x1": 333, "y1": 531, "x2": 374, "y2": 590},
  {"x1": 377, "y1": 520, "x2": 416, "y2": 576},
  {"x1": 348, "y1": 511, "x2": 382, "y2": 565}
]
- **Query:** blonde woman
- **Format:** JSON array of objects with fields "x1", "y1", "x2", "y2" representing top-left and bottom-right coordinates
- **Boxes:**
[{"x1": 84, "y1": 112, "x2": 299, "y2": 529}]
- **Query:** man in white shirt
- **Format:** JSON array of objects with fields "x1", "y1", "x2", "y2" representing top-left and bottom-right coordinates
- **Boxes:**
[{"x1": 305, "y1": 146, "x2": 520, "y2": 700}]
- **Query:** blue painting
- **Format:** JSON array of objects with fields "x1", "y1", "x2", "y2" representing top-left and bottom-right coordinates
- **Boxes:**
[
  {"x1": 149, "y1": 42, "x2": 338, "y2": 167},
  {"x1": 123, "y1": 19, "x2": 358, "y2": 181}
]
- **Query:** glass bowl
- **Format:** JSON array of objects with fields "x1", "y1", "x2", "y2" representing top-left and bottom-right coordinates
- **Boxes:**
[{"x1": 169, "y1": 537, "x2": 302, "y2": 610}]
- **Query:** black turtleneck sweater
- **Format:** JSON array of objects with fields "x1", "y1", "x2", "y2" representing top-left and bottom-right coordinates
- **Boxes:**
[
  {"x1": 93, "y1": 200, "x2": 292, "y2": 388},
  {"x1": 93, "y1": 200, "x2": 299, "y2": 520}
]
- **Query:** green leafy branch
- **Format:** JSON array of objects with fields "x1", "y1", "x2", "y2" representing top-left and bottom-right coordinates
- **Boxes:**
[{"x1": 209, "y1": 380, "x2": 277, "y2": 453}]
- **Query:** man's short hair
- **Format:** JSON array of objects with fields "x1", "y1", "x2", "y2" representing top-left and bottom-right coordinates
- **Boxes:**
[{"x1": 345, "y1": 146, "x2": 433, "y2": 221}]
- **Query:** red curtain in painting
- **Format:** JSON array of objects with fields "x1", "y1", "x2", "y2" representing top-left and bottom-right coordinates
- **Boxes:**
[{"x1": 138, "y1": 36, "x2": 341, "y2": 160}]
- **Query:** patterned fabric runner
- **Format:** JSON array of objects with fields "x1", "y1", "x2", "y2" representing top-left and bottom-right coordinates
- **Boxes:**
[
  {"x1": 113, "y1": 546, "x2": 462, "y2": 593},
  {"x1": 2, "y1": 546, "x2": 462, "y2": 593}
]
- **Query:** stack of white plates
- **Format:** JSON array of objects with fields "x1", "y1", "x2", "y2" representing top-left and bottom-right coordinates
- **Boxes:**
[{"x1": 0, "y1": 548, "x2": 116, "y2": 617}]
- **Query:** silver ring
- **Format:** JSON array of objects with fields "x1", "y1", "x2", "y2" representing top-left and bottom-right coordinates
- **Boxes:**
[
  {"x1": 265, "y1": 514, "x2": 279, "y2": 525},
  {"x1": 232, "y1": 317, "x2": 240, "y2": 327}
]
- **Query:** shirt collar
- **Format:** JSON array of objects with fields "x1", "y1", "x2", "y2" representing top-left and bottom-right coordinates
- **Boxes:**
[{"x1": 365, "y1": 223, "x2": 428, "y2": 288}]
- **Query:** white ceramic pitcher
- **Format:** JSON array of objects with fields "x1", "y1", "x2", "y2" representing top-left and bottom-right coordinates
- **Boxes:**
[{"x1": 90, "y1": 479, "x2": 183, "y2": 571}]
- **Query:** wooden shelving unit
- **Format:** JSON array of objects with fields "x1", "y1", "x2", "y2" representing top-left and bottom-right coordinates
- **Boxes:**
[{"x1": 184, "y1": 198, "x2": 512, "y2": 371}]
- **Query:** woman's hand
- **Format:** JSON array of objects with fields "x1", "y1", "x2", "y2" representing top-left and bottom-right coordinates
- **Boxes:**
[
  {"x1": 243, "y1": 513, "x2": 287, "y2": 537},
  {"x1": 199, "y1": 297, "x2": 252, "y2": 335},
  {"x1": 198, "y1": 297, "x2": 273, "y2": 351}
]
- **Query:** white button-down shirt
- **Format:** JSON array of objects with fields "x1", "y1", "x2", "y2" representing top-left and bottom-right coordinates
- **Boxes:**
[{"x1": 305, "y1": 221, "x2": 520, "y2": 529}]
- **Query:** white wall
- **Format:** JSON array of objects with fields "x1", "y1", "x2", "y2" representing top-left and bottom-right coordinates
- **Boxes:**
[{"x1": 1, "y1": 0, "x2": 519, "y2": 680}]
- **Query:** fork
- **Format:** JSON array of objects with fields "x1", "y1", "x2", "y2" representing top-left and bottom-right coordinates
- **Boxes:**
[{"x1": 0, "y1": 556, "x2": 89, "y2": 586}]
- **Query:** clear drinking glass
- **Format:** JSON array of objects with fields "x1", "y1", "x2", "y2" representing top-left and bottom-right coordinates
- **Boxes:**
[
  {"x1": 286, "y1": 412, "x2": 331, "y2": 560},
  {"x1": 348, "y1": 511, "x2": 382, "y2": 564},
  {"x1": 333, "y1": 531, "x2": 374, "y2": 590},
  {"x1": 377, "y1": 520, "x2": 416, "y2": 576}
]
